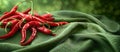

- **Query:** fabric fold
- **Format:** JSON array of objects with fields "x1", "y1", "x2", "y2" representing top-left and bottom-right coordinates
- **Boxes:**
[{"x1": 0, "y1": 11, "x2": 119, "y2": 52}]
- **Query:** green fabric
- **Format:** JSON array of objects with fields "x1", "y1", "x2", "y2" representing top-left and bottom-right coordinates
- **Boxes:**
[{"x1": 0, "y1": 11, "x2": 120, "y2": 52}]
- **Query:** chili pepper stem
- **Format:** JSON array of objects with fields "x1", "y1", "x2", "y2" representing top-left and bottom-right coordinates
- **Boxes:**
[
  {"x1": 0, "y1": 22, "x2": 2, "y2": 26},
  {"x1": 45, "y1": 11, "x2": 50, "y2": 14},
  {"x1": 16, "y1": 0, "x2": 25, "y2": 6},
  {"x1": 44, "y1": 23, "x2": 51, "y2": 28},
  {"x1": 30, "y1": 1, "x2": 34, "y2": 15},
  {"x1": 19, "y1": 18, "x2": 25, "y2": 28},
  {"x1": 5, "y1": 22, "x2": 11, "y2": 32}
]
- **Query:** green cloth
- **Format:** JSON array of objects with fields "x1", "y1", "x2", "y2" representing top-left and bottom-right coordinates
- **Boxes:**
[{"x1": 0, "y1": 11, "x2": 120, "y2": 52}]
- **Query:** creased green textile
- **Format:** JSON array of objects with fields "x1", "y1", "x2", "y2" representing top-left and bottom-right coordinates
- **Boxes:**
[{"x1": 0, "y1": 11, "x2": 120, "y2": 52}]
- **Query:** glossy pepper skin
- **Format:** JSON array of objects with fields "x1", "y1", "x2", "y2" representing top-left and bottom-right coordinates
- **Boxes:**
[
  {"x1": 21, "y1": 21, "x2": 42, "y2": 43},
  {"x1": 37, "y1": 26, "x2": 56, "y2": 36},
  {"x1": 0, "y1": 19, "x2": 19, "y2": 28},
  {"x1": 47, "y1": 22, "x2": 68, "y2": 26},
  {"x1": 0, "y1": 5, "x2": 18, "y2": 21},
  {"x1": 0, "y1": 22, "x2": 20, "y2": 39},
  {"x1": 34, "y1": 13, "x2": 54, "y2": 21},
  {"x1": 41, "y1": 13, "x2": 54, "y2": 21},
  {"x1": 22, "y1": 8, "x2": 31, "y2": 14},
  {"x1": 21, "y1": 27, "x2": 37, "y2": 46}
]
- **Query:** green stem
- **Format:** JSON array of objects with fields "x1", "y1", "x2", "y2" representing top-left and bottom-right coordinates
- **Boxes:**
[
  {"x1": 30, "y1": 1, "x2": 34, "y2": 15},
  {"x1": 16, "y1": 0, "x2": 25, "y2": 6},
  {"x1": 5, "y1": 22, "x2": 11, "y2": 32}
]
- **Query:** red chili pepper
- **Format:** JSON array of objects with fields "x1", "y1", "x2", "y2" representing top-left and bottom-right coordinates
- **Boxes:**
[
  {"x1": 37, "y1": 26, "x2": 56, "y2": 36},
  {"x1": 21, "y1": 27, "x2": 37, "y2": 46},
  {"x1": 0, "y1": 21, "x2": 7, "y2": 28},
  {"x1": 3, "y1": 12, "x2": 9, "y2": 14},
  {"x1": 41, "y1": 13, "x2": 54, "y2": 21},
  {"x1": 34, "y1": 13, "x2": 54, "y2": 21},
  {"x1": 47, "y1": 22, "x2": 68, "y2": 26},
  {"x1": 0, "y1": 20, "x2": 19, "y2": 28},
  {"x1": 23, "y1": 15, "x2": 32, "y2": 22},
  {"x1": 18, "y1": 12, "x2": 49, "y2": 23},
  {"x1": 0, "y1": 22, "x2": 20, "y2": 39},
  {"x1": 9, "y1": 20, "x2": 19, "y2": 28},
  {"x1": 10, "y1": 5, "x2": 18, "y2": 13},
  {"x1": 0, "y1": 21, "x2": 7, "y2": 26},
  {"x1": 1, "y1": 15, "x2": 21, "y2": 22},
  {"x1": 0, "y1": 5, "x2": 18, "y2": 21},
  {"x1": 22, "y1": 8, "x2": 31, "y2": 14},
  {"x1": 20, "y1": 22, "x2": 30, "y2": 43},
  {"x1": 22, "y1": 14, "x2": 32, "y2": 22},
  {"x1": 16, "y1": 12, "x2": 32, "y2": 21},
  {"x1": 32, "y1": 16, "x2": 47, "y2": 23},
  {"x1": 15, "y1": 12, "x2": 27, "y2": 17},
  {"x1": 18, "y1": 18, "x2": 26, "y2": 28},
  {"x1": 1, "y1": 18, "x2": 14, "y2": 22},
  {"x1": 21, "y1": 21, "x2": 42, "y2": 43},
  {"x1": 9, "y1": 15, "x2": 22, "y2": 20},
  {"x1": 0, "y1": 4, "x2": 69, "y2": 46},
  {"x1": 34, "y1": 12, "x2": 42, "y2": 18},
  {"x1": 17, "y1": 14, "x2": 32, "y2": 28}
]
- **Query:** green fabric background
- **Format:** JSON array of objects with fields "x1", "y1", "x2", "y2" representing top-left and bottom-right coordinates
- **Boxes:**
[{"x1": 0, "y1": 11, "x2": 120, "y2": 52}]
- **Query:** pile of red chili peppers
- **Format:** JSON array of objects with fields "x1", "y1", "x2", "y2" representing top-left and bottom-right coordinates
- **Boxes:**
[{"x1": 0, "y1": 5, "x2": 68, "y2": 46}]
